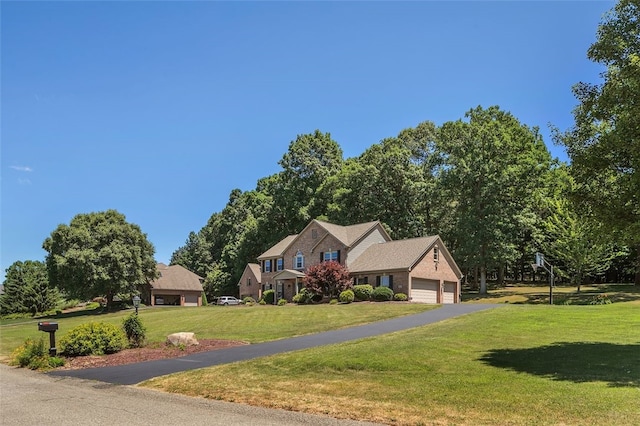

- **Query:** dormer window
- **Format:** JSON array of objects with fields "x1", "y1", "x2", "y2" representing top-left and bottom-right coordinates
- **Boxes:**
[{"x1": 294, "y1": 251, "x2": 304, "y2": 269}]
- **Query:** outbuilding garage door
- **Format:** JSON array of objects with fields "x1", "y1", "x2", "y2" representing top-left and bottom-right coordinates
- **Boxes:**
[
  {"x1": 443, "y1": 281, "x2": 456, "y2": 304},
  {"x1": 411, "y1": 279, "x2": 438, "y2": 304},
  {"x1": 184, "y1": 294, "x2": 199, "y2": 307}
]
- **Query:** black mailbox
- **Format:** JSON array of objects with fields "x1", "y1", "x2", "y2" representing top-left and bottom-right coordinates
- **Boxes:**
[
  {"x1": 37, "y1": 322, "x2": 59, "y2": 356},
  {"x1": 38, "y1": 322, "x2": 58, "y2": 332}
]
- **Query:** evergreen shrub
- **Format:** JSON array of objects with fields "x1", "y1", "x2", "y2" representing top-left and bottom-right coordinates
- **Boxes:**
[
  {"x1": 353, "y1": 284, "x2": 373, "y2": 301},
  {"x1": 372, "y1": 286, "x2": 394, "y2": 302}
]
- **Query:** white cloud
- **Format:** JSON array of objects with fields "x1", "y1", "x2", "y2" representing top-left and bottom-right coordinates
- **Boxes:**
[{"x1": 10, "y1": 165, "x2": 33, "y2": 172}]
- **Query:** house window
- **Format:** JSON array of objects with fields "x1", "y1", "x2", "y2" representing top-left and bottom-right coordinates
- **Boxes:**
[
  {"x1": 247, "y1": 278, "x2": 251, "y2": 287},
  {"x1": 264, "y1": 259, "x2": 272, "y2": 273},
  {"x1": 294, "y1": 251, "x2": 304, "y2": 269},
  {"x1": 434, "y1": 247, "x2": 439, "y2": 262},
  {"x1": 377, "y1": 275, "x2": 394, "y2": 290},
  {"x1": 356, "y1": 276, "x2": 368, "y2": 285},
  {"x1": 277, "y1": 258, "x2": 284, "y2": 271},
  {"x1": 323, "y1": 250, "x2": 339, "y2": 262}
]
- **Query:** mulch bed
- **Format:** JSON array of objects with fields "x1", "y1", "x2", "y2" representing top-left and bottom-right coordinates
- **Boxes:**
[{"x1": 57, "y1": 339, "x2": 249, "y2": 370}]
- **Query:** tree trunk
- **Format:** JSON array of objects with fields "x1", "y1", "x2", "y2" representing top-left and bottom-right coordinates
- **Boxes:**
[{"x1": 480, "y1": 266, "x2": 487, "y2": 294}]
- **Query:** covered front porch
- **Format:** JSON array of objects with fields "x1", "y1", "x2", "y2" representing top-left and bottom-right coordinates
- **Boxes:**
[{"x1": 272, "y1": 269, "x2": 306, "y2": 301}]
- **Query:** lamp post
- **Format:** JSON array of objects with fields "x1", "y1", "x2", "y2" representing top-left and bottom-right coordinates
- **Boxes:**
[{"x1": 133, "y1": 295, "x2": 141, "y2": 315}]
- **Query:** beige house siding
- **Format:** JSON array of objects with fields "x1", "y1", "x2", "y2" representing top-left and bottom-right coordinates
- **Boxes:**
[{"x1": 346, "y1": 228, "x2": 389, "y2": 267}]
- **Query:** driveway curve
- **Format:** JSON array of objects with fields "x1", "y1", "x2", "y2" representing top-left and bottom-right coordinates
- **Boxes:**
[{"x1": 49, "y1": 303, "x2": 502, "y2": 385}]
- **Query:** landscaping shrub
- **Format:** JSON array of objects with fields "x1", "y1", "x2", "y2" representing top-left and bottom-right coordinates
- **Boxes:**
[
  {"x1": 590, "y1": 293, "x2": 612, "y2": 305},
  {"x1": 262, "y1": 290, "x2": 275, "y2": 305},
  {"x1": 122, "y1": 313, "x2": 146, "y2": 348},
  {"x1": 60, "y1": 322, "x2": 128, "y2": 356},
  {"x1": 393, "y1": 292, "x2": 408, "y2": 301},
  {"x1": 259, "y1": 299, "x2": 266, "y2": 305},
  {"x1": 372, "y1": 286, "x2": 394, "y2": 302},
  {"x1": 292, "y1": 288, "x2": 314, "y2": 304},
  {"x1": 243, "y1": 296, "x2": 256, "y2": 304},
  {"x1": 339, "y1": 289, "x2": 355, "y2": 304},
  {"x1": 329, "y1": 298, "x2": 339, "y2": 305},
  {"x1": 353, "y1": 284, "x2": 373, "y2": 301},
  {"x1": 9, "y1": 337, "x2": 64, "y2": 370},
  {"x1": 277, "y1": 298, "x2": 287, "y2": 306}
]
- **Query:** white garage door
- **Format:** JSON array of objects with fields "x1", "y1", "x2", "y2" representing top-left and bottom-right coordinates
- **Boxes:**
[
  {"x1": 411, "y1": 279, "x2": 438, "y2": 304},
  {"x1": 184, "y1": 294, "x2": 199, "y2": 307},
  {"x1": 443, "y1": 281, "x2": 456, "y2": 304}
]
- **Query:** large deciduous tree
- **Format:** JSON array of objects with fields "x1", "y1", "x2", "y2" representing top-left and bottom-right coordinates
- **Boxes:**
[
  {"x1": 270, "y1": 130, "x2": 344, "y2": 235},
  {"x1": 556, "y1": 0, "x2": 640, "y2": 284},
  {"x1": 0, "y1": 260, "x2": 59, "y2": 315},
  {"x1": 438, "y1": 106, "x2": 552, "y2": 293},
  {"x1": 43, "y1": 210, "x2": 157, "y2": 308}
]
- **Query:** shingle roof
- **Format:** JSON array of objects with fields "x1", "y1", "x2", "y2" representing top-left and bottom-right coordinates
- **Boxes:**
[
  {"x1": 315, "y1": 220, "x2": 382, "y2": 247},
  {"x1": 349, "y1": 236, "x2": 439, "y2": 273},
  {"x1": 258, "y1": 234, "x2": 297, "y2": 259},
  {"x1": 248, "y1": 263, "x2": 261, "y2": 281},
  {"x1": 150, "y1": 263, "x2": 204, "y2": 292}
]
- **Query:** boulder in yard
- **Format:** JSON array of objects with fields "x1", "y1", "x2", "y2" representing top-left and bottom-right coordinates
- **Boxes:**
[{"x1": 167, "y1": 332, "x2": 199, "y2": 347}]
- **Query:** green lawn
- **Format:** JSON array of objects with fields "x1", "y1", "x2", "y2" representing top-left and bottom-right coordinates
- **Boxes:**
[
  {"x1": 142, "y1": 301, "x2": 640, "y2": 425},
  {"x1": 463, "y1": 283, "x2": 640, "y2": 305},
  {"x1": 0, "y1": 302, "x2": 435, "y2": 360}
]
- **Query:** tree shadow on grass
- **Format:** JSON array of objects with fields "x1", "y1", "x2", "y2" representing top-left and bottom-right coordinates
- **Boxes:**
[{"x1": 479, "y1": 342, "x2": 640, "y2": 388}]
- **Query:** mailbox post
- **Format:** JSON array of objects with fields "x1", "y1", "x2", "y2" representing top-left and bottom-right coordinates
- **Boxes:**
[{"x1": 38, "y1": 322, "x2": 59, "y2": 356}]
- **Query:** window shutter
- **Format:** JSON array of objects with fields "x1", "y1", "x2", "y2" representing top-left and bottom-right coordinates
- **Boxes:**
[
  {"x1": 389, "y1": 275, "x2": 394, "y2": 290},
  {"x1": 364, "y1": 276, "x2": 368, "y2": 284},
  {"x1": 337, "y1": 250, "x2": 341, "y2": 263},
  {"x1": 376, "y1": 276, "x2": 380, "y2": 286},
  {"x1": 320, "y1": 252, "x2": 324, "y2": 262}
]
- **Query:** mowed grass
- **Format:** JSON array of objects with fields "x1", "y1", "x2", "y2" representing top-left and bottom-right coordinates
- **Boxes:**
[
  {"x1": 0, "y1": 302, "x2": 435, "y2": 360},
  {"x1": 142, "y1": 301, "x2": 640, "y2": 425},
  {"x1": 463, "y1": 283, "x2": 640, "y2": 305}
]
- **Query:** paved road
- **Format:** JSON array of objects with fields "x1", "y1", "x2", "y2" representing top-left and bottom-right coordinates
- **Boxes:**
[
  {"x1": 49, "y1": 303, "x2": 501, "y2": 385},
  {"x1": 0, "y1": 364, "x2": 382, "y2": 426}
]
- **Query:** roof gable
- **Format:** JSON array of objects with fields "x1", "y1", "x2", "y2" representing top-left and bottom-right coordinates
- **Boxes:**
[
  {"x1": 258, "y1": 234, "x2": 297, "y2": 259},
  {"x1": 315, "y1": 220, "x2": 387, "y2": 247},
  {"x1": 349, "y1": 236, "x2": 439, "y2": 273},
  {"x1": 150, "y1": 263, "x2": 204, "y2": 292}
]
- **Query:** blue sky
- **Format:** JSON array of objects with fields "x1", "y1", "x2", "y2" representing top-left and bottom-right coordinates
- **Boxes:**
[{"x1": 1, "y1": 1, "x2": 612, "y2": 282}]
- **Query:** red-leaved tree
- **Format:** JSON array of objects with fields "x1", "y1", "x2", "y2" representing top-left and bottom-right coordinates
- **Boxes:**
[{"x1": 303, "y1": 261, "x2": 352, "y2": 298}]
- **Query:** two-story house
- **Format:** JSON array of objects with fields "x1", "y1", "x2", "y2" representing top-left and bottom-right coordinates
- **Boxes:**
[{"x1": 237, "y1": 219, "x2": 462, "y2": 304}]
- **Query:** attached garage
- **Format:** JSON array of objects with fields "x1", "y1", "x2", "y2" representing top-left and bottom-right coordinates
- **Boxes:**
[
  {"x1": 443, "y1": 281, "x2": 456, "y2": 304},
  {"x1": 411, "y1": 278, "x2": 439, "y2": 304}
]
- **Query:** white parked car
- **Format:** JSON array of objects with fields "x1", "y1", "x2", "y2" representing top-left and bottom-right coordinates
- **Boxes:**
[{"x1": 217, "y1": 296, "x2": 241, "y2": 306}]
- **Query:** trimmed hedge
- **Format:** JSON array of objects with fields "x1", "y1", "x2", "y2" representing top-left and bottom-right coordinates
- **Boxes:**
[
  {"x1": 60, "y1": 322, "x2": 128, "y2": 356},
  {"x1": 262, "y1": 290, "x2": 275, "y2": 305},
  {"x1": 393, "y1": 293, "x2": 408, "y2": 301},
  {"x1": 339, "y1": 289, "x2": 355, "y2": 304},
  {"x1": 353, "y1": 284, "x2": 374, "y2": 301},
  {"x1": 372, "y1": 286, "x2": 394, "y2": 302}
]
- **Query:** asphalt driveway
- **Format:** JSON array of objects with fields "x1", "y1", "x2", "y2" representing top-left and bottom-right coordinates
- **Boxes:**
[{"x1": 49, "y1": 303, "x2": 502, "y2": 385}]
